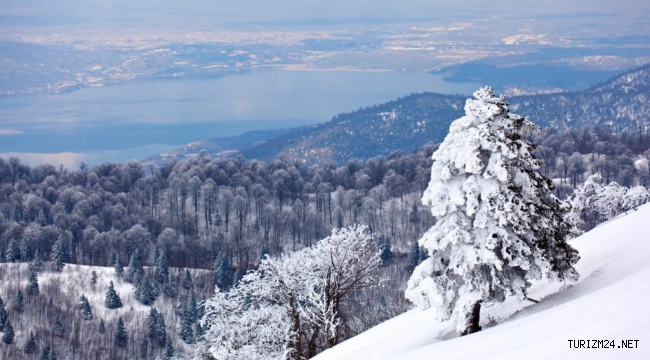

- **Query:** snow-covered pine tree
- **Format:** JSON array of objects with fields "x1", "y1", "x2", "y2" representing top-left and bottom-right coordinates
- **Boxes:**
[
  {"x1": 20, "y1": 238, "x2": 32, "y2": 262},
  {"x1": 79, "y1": 294, "x2": 94, "y2": 320},
  {"x1": 0, "y1": 296, "x2": 7, "y2": 332},
  {"x1": 405, "y1": 87, "x2": 580, "y2": 336},
  {"x1": 14, "y1": 290, "x2": 24, "y2": 312},
  {"x1": 182, "y1": 268, "x2": 193, "y2": 289},
  {"x1": 5, "y1": 238, "x2": 19, "y2": 263},
  {"x1": 114, "y1": 317, "x2": 128, "y2": 348},
  {"x1": 127, "y1": 249, "x2": 143, "y2": 283},
  {"x1": 163, "y1": 334, "x2": 174, "y2": 360},
  {"x1": 24, "y1": 331, "x2": 37, "y2": 354},
  {"x1": 2, "y1": 319, "x2": 14, "y2": 344},
  {"x1": 28, "y1": 266, "x2": 39, "y2": 295},
  {"x1": 51, "y1": 235, "x2": 67, "y2": 271},
  {"x1": 140, "y1": 338, "x2": 149, "y2": 359},
  {"x1": 31, "y1": 249, "x2": 43, "y2": 271},
  {"x1": 148, "y1": 307, "x2": 167, "y2": 347},
  {"x1": 105, "y1": 281, "x2": 123, "y2": 309},
  {"x1": 91, "y1": 270, "x2": 98, "y2": 285}
]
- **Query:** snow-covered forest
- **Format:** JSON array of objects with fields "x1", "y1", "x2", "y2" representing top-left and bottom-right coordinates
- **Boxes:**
[{"x1": 1, "y1": 89, "x2": 650, "y2": 358}]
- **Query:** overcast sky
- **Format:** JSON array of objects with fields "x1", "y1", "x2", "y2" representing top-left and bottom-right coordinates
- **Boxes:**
[{"x1": 2, "y1": 0, "x2": 648, "y2": 29}]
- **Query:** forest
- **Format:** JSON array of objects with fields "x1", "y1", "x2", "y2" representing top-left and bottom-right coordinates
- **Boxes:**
[{"x1": 1, "y1": 123, "x2": 650, "y2": 359}]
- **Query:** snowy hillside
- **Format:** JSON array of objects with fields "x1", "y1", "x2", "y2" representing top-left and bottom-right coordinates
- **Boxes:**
[{"x1": 314, "y1": 204, "x2": 650, "y2": 360}]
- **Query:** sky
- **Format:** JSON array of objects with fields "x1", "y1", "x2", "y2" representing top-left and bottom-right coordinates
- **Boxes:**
[{"x1": 2, "y1": 0, "x2": 648, "y2": 29}]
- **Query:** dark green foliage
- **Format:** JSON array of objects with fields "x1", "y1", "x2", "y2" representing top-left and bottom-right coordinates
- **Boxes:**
[
  {"x1": 14, "y1": 289, "x2": 24, "y2": 312},
  {"x1": 0, "y1": 296, "x2": 7, "y2": 331},
  {"x1": 135, "y1": 276, "x2": 157, "y2": 306},
  {"x1": 409, "y1": 203, "x2": 420, "y2": 224},
  {"x1": 114, "y1": 257, "x2": 124, "y2": 278},
  {"x1": 407, "y1": 241, "x2": 421, "y2": 271},
  {"x1": 163, "y1": 334, "x2": 174, "y2": 360},
  {"x1": 114, "y1": 317, "x2": 128, "y2": 348},
  {"x1": 79, "y1": 294, "x2": 94, "y2": 320},
  {"x1": 105, "y1": 281, "x2": 123, "y2": 309},
  {"x1": 51, "y1": 235, "x2": 67, "y2": 271},
  {"x1": 148, "y1": 307, "x2": 167, "y2": 347},
  {"x1": 20, "y1": 238, "x2": 33, "y2": 261},
  {"x1": 2, "y1": 319, "x2": 14, "y2": 344},
  {"x1": 24, "y1": 331, "x2": 37, "y2": 354},
  {"x1": 378, "y1": 235, "x2": 392, "y2": 263},
  {"x1": 213, "y1": 254, "x2": 233, "y2": 290},
  {"x1": 155, "y1": 251, "x2": 169, "y2": 283},
  {"x1": 31, "y1": 249, "x2": 43, "y2": 271},
  {"x1": 127, "y1": 249, "x2": 143, "y2": 283},
  {"x1": 140, "y1": 338, "x2": 148, "y2": 359},
  {"x1": 40, "y1": 345, "x2": 51, "y2": 360},
  {"x1": 5, "y1": 238, "x2": 19, "y2": 263},
  {"x1": 54, "y1": 317, "x2": 65, "y2": 337},
  {"x1": 163, "y1": 277, "x2": 179, "y2": 298},
  {"x1": 182, "y1": 268, "x2": 193, "y2": 289},
  {"x1": 28, "y1": 266, "x2": 39, "y2": 295},
  {"x1": 91, "y1": 270, "x2": 98, "y2": 285}
]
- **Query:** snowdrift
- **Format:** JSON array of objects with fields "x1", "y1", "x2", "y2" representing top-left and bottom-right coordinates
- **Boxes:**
[{"x1": 314, "y1": 204, "x2": 650, "y2": 360}]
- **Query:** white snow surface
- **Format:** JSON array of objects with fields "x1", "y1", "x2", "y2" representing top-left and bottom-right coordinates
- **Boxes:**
[{"x1": 314, "y1": 203, "x2": 650, "y2": 360}]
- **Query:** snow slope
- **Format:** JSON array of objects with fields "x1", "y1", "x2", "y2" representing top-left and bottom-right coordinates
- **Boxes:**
[{"x1": 314, "y1": 204, "x2": 650, "y2": 360}]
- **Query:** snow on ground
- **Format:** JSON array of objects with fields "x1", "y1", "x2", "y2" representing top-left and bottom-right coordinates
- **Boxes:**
[{"x1": 314, "y1": 204, "x2": 650, "y2": 360}]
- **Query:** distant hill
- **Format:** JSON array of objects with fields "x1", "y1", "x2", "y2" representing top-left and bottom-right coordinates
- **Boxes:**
[
  {"x1": 144, "y1": 128, "x2": 292, "y2": 166},
  {"x1": 239, "y1": 64, "x2": 650, "y2": 164}
]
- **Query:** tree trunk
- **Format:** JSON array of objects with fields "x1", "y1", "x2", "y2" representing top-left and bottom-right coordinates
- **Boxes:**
[{"x1": 459, "y1": 301, "x2": 481, "y2": 336}]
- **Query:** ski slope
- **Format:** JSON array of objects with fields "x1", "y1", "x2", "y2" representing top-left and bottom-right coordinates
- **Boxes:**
[{"x1": 314, "y1": 204, "x2": 650, "y2": 360}]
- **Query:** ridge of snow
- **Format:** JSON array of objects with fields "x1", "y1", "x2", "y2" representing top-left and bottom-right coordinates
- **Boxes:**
[{"x1": 314, "y1": 203, "x2": 650, "y2": 360}]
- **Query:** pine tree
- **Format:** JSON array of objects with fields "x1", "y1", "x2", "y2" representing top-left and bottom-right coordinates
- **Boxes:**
[
  {"x1": 405, "y1": 87, "x2": 580, "y2": 336},
  {"x1": 155, "y1": 251, "x2": 169, "y2": 283},
  {"x1": 377, "y1": 235, "x2": 392, "y2": 263},
  {"x1": 409, "y1": 203, "x2": 420, "y2": 224},
  {"x1": 114, "y1": 256, "x2": 124, "y2": 278},
  {"x1": 79, "y1": 294, "x2": 94, "y2": 320},
  {"x1": 163, "y1": 277, "x2": 179, "y2": 298},
  {"x1": 5, "y1": 238, "x2": 19, "y2": 263},
  {"x1": 135, "y1": 276, "x2": 157, "y2": 306},
  {"x1": 105, "y1": 281, "x2": 123, "y2": 309},
  {"x1": 163, "y1": 334, "x2": 174, "y2": 360},
  {"x1": 91, "y1": 271, "x2": 98, "y2": 285},
  {"x1": 140, "y1": 338, "x2": 149, "y2": 359},
  {"x1": 40, "y1": 345, "x2": 51, "y2": 360},
  {"x1": 24, "y1": 331, "x2": 37, "y2": 354},
  {"x1": 20, "y1": 238, "x2": 32, "y2": 262},
  {"x1": 2, "y1": 319, "x2": 14, "y2": 344},
  {"x1": 54, "y1": 317, "x2": 65, "y2": 337},
  {"x1": 148, "y1": 307, "x2": 167, "y2": 347},
  {"x1": 28, "y1": 266, "x2": 39, "y2": 295},
  {"x1": 14, "y1": 289, "x2": 23, "y2": 312},
  {"x1": 51, "y1": 235, "x2": 67, "y2": 271},
  {"x1": 213, "y1": 254, "x2": 232, "y2": 290},
  {"x1": 99, "y1": 319, "x2": 105, "y2": 333},
  {"x1": 31, "y1": 249, "x2": 43, "y2": 271},
  {"x1": 406, "y1": 241, "x2": 420, "y2": 271},
  {"x1": 127, "y1": 248, "x2": 143, "y2": 283},
  {"x1": 114, "y1": 317, "x2": 128, "y2": 348},
  {"x1": 182, "y1": 268, "x2": 193, "y2": 289},
  {"x1": 0, "y1": 296, "x2": 7, "y2": 332}
]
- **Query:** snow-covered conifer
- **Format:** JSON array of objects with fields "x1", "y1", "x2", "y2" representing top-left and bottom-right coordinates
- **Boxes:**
[
  {"x1": 51, "y1": 235, "x2": 67, "y2": 271},
  {"x1": 91, "y1": 270, "x2": 98, "y2": 285},
  {"x1": 2, "y1": 319, "x2": 14, "y2": 344},
  {"x1": 163, "y1": 334, "x2": 174, "y2": 360},
  {"x1": 405, "y1": 87, "x2": 580, "y2": 336},
  {"x1": 105, "y1": 281, "x2": 123, "y2": 309},
  {"x1": 0, "y1": 296, "x2": 7, "y2": 332},
  {"x1": 79, "y1": 294, "x2": 94, "y2": 320},
  {"x1": 114, "y1": 317, "x2": 128, "y2": 348},
  {"x1": 28, "y1": 266, "x2": 39, "y2": 295},
  {"x1": 24, "y1": 331, "x2": 37, "y2": 354},
  {"x1": 5, "y1": 238, "x2": 19, "y2": 263},
  {"x1": 182, "y1": 268, "x2": 193, "y2": 289},
  {"x1": 14, "y1": 290, "x2": 24, "y2": 312}
]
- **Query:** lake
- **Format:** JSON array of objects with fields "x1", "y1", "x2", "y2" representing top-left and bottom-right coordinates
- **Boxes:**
[{"x1": 0, "y1": 68, "x2": 480, "y2": 166}]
